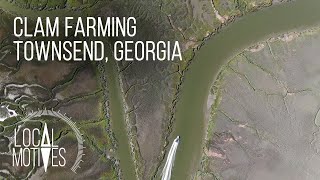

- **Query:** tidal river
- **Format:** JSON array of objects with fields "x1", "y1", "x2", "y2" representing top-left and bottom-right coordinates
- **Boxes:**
[{"x1": 170, "y1": 0, "x2": 320, "y2": 179}]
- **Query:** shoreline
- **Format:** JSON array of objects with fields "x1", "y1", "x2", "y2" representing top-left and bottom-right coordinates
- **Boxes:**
[{"x1": 171, "y1": 0, "x2": 320, "y2": 178}]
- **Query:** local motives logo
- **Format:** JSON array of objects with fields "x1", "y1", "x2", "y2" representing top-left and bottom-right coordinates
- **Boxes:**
[{"x1": 12, "y1": 110, "x2": 84, "y2": 173}]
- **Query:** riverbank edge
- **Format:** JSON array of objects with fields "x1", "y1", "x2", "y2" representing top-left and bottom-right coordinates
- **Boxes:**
[
  {"x1": 116, "y1": 62, "x2": 143, "y2": 179},
  {"x1": 198, "y1": 26, "x2": 320, "y2": 179},
  {"x1": 152, "y1": 1, "x2": 291, "y2": 179}
]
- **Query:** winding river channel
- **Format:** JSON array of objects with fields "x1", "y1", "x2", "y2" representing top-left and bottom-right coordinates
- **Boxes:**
[
  {"x1": 1, "y1": 0, "x2": 320, "y2": 179},
  {"x1": 170, "y1": 0, "x2": 320, "y2": 179}
]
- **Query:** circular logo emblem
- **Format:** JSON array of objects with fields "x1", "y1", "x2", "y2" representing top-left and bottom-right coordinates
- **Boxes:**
[{"x1": 13, "y1": 109, "x2": 84, "y2": 173}]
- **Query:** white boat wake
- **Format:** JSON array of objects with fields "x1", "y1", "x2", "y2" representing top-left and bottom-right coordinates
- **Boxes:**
[{"x1": 161, "y1": 136, "x2": 180, "y2": 180}]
